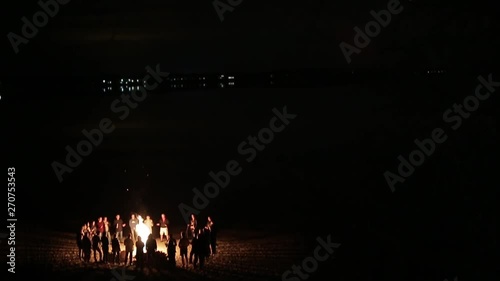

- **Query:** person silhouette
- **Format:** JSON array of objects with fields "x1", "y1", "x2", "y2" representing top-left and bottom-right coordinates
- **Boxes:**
[
  {"x1": 135, "y1": 236, "x2": 145, "y2": 269},
  {"x1": 167, "y1": 234, "x2": 177, "y2": 268},
  {"x1": 178, "y1": 231, "x2": 189, "y2": 268},
  {"x1": 82, "y1": 232, "x2": 91, "y2": 262},
  {"x1": 101, "y1": 233, "x2": 109, "y2": 263},
  {"x1": 196, "y1": 228, "x2": 209, "y2": 269},
  {"x1": 124, "y1": 234, "x2": 134, "y2": 266},
  {"x1": 76, "y1": 231, "x2": 83, "y2": 259},
  {"x1": 146, "y1": 234, "x2": 157, "y2": 266},
  {"x1": 207, "y1": 216, "x2": 217, "y2": 256},
  {"x1": 190, "y1": 229, "x2": 199, "y2": 266},
  {"x1": 92, "y1": 231, "x2": 102, "y2": 262},
  {"x1": 111, "y1": 234, "x2": 121, "y2": 264}
]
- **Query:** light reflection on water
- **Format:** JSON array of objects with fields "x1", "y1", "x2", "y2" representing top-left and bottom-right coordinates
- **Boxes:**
[
  {"x1": 101, "y1": 75, "x2": 236, "y2": 94},
  {"x1": 102, "y1": 78, "x2": 146, "y2": 94}
]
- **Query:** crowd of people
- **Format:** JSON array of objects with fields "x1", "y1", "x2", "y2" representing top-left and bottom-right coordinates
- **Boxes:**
[{"x1": 76, "y1": 213, "x2": 217, "y2": 269}]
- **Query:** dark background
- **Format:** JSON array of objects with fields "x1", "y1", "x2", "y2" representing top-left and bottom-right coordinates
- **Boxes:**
[
  {"x1": 1, "y1": 0, "x2": 499, "y2": 75},
  {"x1": 3, "y1": 73, "x2": 500, "y2": 281},
  {"x1": 1, "y1": 0, "x2": 499, "y2": 280}
]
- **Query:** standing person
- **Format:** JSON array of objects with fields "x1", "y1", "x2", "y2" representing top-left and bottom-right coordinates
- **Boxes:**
[
  {"x1": 76, "y1": 231, "x2": 83, "y2": 259},
  {"x1": 81, "y1": 224, "x2": 87, "y2": 237},
  {"x1": 192, "y1": 229, "x2": 205, "y2": 269},
  {"x1": 129, "y1": 213, "x2": 139, "y2": 242},
  {"x1": 167, "y1": 234, "x2": 177, "y2": 268},
  {"x1": 189, "y1": 229, "x2": 198, "y2": 265},
  {"x1": 203, "y1": 224, "x2": 211, "y2": 260},
  {"x1": 90, "y1": 221, "x2": 97, "y2": 236},
  {"x1": 113, "y1": 214, "x2": 126, "y2": 243},
  {"x1": 207, "y1": 216, "x2": 217, "y2": 256},
  {"x1": 124, "y1": 234, "x2": 134, "y2": 266},
  {"x1": 97, "y1": 217, "x2": 105, "y2": 237},
  {"x1": 156, "y1": 214, "x2": 169, "y2": 242},
  {"x1": 92, "y1": 232, "x2": 102, "y2": 263},
  {"x1": 186, "y1": 214, "x2": 197, "y2": 239},
  {"x1": 144, "y1": 215, "x2": 154, "y2": 234},
  {"x1": 198, "y1": 228, "x2": 209, "y2": 268},
  {"x1": 135, "y1": 236, "x2": 145, "y2": 269},
  {"x1": 82, "y1": 233, "x2": 92, "y2": 263},
  {"x1": 111, "y1": 234, "x2": 121, "y2": 264},
  {"x1": 103, "y1": 217, "x2": 111, "y2": 241},
  {"x1": 85, "y1": 222, "x2": 92, "y2": 238},
  {"x1": 101, "y1": 233, "x2": 109, "y2": 263},
  {"x1": 146, "y1": 234, "x2": 157, "y2": 266},
  {"x1": 178, "y1": 231, "x2": 189, "y2": 268}
]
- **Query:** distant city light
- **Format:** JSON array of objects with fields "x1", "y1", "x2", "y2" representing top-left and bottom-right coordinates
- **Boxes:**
[{"x1": 426, "y1": 70, "x2": 445, "y2": 74}]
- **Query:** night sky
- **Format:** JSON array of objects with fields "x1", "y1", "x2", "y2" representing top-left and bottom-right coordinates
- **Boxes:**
[{"x1": 2, "y1": 0, "x2": 499, "y2": 75}]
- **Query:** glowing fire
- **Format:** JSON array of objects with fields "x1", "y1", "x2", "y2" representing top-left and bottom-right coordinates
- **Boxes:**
[{"x1": 136, "y1": 215, "x2": 151, "y2": 253}]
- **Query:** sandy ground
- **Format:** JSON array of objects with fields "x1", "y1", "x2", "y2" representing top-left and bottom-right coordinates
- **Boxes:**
[{"x1": 7, "y1": 229, "x2": 310, "y2": 281}]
